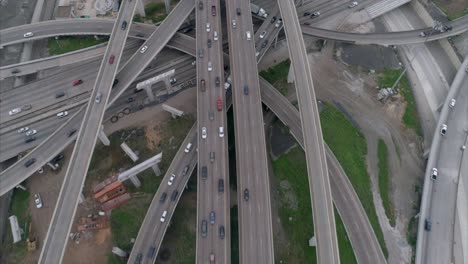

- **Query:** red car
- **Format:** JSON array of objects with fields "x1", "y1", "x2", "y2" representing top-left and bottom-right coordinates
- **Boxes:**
[
  {"x1": 72, "y1": 79, "x2": 83, "y2": 86},
  {"x1": 109, "y1": 55, "x2": 115, "y2": 64},
  {"x1": 216, "y1": 98, "x2": 222, "y2": 111}
]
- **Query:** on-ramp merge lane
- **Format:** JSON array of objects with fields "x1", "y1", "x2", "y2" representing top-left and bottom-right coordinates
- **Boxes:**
[
  {"x1": 278, "y1": 0, "x2": 340, "y2": 263},
  {"x1": 38, "y1": 0, "x2": 138, "y2": 263}
]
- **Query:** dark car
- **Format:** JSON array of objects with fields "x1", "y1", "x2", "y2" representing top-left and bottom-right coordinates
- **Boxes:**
[
  {"x1": 304, "y1": 12, "x2": 310, "y2": 16},
  {"x1": 261, "y1": 40, "x2": 268, "y2": 49},
  {"x1": 22, "y1": 104, "x2": 32, "y2": 111},
  {"x1": 207, "y1": 39, "x2": 212, "y2": 48},
  {"x1": 127, "y1": 97, "x2": 135, "y2": 103},
  {"x1": 443, "y1": 25, "x2": 452, "y2": 31},
  {"x1": 121, "y1": 21, "x2": 127, "y2": 30},
  {"x1": 198, "y1": 48, "x2": 204, "y2": 58},
  {"x1": 73, "y1": 79, "x2": 83, "y2": 86},
  {"x1": 55, "y1": 91, "x2": 66, "y2": 98},
  {"x1": 243, "y1": 188, "x2": 249, "y2": 201},
  {"x1": 218, "y1": 179, "x2": 224, "y2": 193},
  {"x1": 160, "y1": 192, "x2": 167, "y2": 203},
  {"x1": 219, "y1": 225, "x2": 225, "y2": 239},
  {"x1": 51, "y1": 153, "x2": 64, "y2": 164},
  {"x1": 209, "y1": 211, "x2": 215, "y2": 225},
  {"x1": 198, "y1": 1, "x2": 203, "y2": 10},
  {"x1": 112, "y1": 79, "x2": 119, "y2": 88},
  {"x1": 236, "y1": 7, "x2": 241, "y2": 15},
  {"x1": 171, "y1": 190, "x2": 178, "y2": 201},
  {"x1": 67, "y1": 129, "x2": 77, "y2": 137},
  {"x1": 201, "y1": 220, "x2": 208, "y2": 237},
  {"x1": 209, "y1": 152, "x2": 215, "y2": 163},
  {"x1": 200, "y1": 79, "x2": 206, "y2": 92},
  {"x1": 270, "y1": 16, "x2": 277, "y2": 24},
  {"x1": 243, "y1": 85, "x2": 249, "y2": 95},
  {"x1": 211, "y1": 5, "x2": 216, "y2": 16},
  {"x1": 11, "y1": 69, "x2": 21, "y2": 74},
  {"x1": 25, "y1": 137, "x2": 36, "y2": 143},
  {"x1": 135, "y1": 253, "x2": 143, "y2": 264},
  {"x1": 182, "y1": 165, "x2": 189, "y2": 176},
  {"x1": 209, "y1": 111, "x2": 214, "y2": 121},
  {"x1": 424, "y1": 219, "x2": 432, "y2": 231},
  {"x1": 109, "y1": 55, "x2": 115, "y2": 64},
  {"x1": 147, "y1": 246, "x2": 156, "y2": 258},
  {"x1": 201, "y1": 166, "x2": 208, "y2": 179},
  {"x1": 215, "y1": 76, "x2": 220, "y2": 87},
  {"x1": 24, "y1": 158, "x2": 36, "y2": 167}
]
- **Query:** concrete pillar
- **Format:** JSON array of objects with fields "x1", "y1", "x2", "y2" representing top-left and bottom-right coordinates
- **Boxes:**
[
  {"x1": 47, "y1": 162, "x2": 57, "y2": 170},
  {"x1": 129, "y1": 175, "x2": 141, "y2": 188},
  {"x1": 164, "y1": 0, "x2": 171, "y2": 14},
  {"x1": 15, "y1": 185, "x2": 26, "y2": 191},
  {"x1": 143, "y1": 86, "x2": 155, "y2": 101},
  {"x1": 309, "y1": 236, "x2": 317, "y2": 247},
  {"x1": 136, "y1": 0, "x2": 146, "y2": 17},
  {"x1": 78, "y1": 193, "x2": 85, "y2": 204},
  {"x1": 164, "y1": 78, "x2": 174, "y2": 94},
  {"x1": 287, "y1": 64, "x2": 295, "y2": 83},
  {"x1": 152, "y1": 164, "x2": 162, "y2": 176},
  {"x1": 274, "y1": 34, "x2": 279, "y2": 48},
  {"x1": 120, "y1": 142, "x2": 139, "y2": 162},
  {"x1": 99, "y1": 126, "x2": 110, "y2": 146}
]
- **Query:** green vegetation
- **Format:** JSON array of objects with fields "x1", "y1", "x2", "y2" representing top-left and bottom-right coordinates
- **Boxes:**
[
  {"x1": 2, "y1": 190, "x2": 31, "y2": 263},
  {"x1": 407, "y1": 216, "x2": 418, "y2": 264},
  {"x1": 48, "y1": 36, "x2": 107, "y2": 55},
  {"x1": 377, "y1": 69, "x2": 422, "y2": 136},
  {"x1": 377, "y1": 139, "x2": 395, "y2": 226},
  {"x1": 231, "y1": 206, "x2": 239, "y2": 264},
  {"x1": 271, "y1": 146, "x2": 357, "y2": 263},
  {"x1": 432, "y1": 1, "x2": 468, "y2": 20},
  {"x1": 144, "y1": 3, "x2": 168, "y2": 23},
  {"x1": 320, "y1": 103, "x2": 388, "y2": 258},
  {"x1": 259, "y1": 59, "x2": 291, "y2": 96}
]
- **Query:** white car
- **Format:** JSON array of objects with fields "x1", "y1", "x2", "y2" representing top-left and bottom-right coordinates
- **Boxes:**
[
  {"x1": 219, "y1": 127, "x2": 224, "y2": 138},
  {"x1": 214, "y1": 31, "x2": 218, "y2": 41},
  {"x1": 246, "y1": 31, "x2": 251, "y2": 40},
  {"x1": 232, "y1": 20, "x2": 237, "y2": 28},
  {"x1": 348, "y1": 1, "x2": 358, "y2": 8},
  {"x1": 57, "y1": 111, "x2": 68, "y2": 118},
  {"x1": 202, "y1": 127, "x2": 207, "y2": 139},
  {"x1": 160, "y1": 210, "x2": 167, "y2": 222},
  {"x1": 206, "y1": 23, "x2": 211, "y2": 32},
  {"x1": 440, "y1": 124, "x2": 447, "y2": 135},
  {"x1": 275, "y1": 19, "x2": 282, "y2": 28},
  {"x1": 8, "y1": 107, "x2": 22, "y2": 116},
  {"x1": 95, "y1": 92, "x2": 102, "y2": 103},
  {"x1": 34, "y1": 193, "x2": 43, "y2": 208},
  {"x1": 26, "y1": 129, "x2": 37, "y2": 136},
  {"x1": 259, "y1": 31, "x2": 267, "y2": 39},
  {"x1": 431, "y1": 168, "x2": 438, "y2": 180},
  {"x1": 168, "y1": 174, "x2": 176, "y2": 186},
  {"x1": 140, "y1": 45, "x2": 148, "y2": 53},
  {"x1": 38, "y1": 167, "x2": 44, "y2": 174},
  {"x1": 449, "y1": 99, "x2": 456, "y2": 108},
  {"x1": 24, "y1": 32, "x2": 34, "y2": 38},
  {"x1": 208, "y1": 62, "x2": 213, "y2": 72},
  {"x1": 255, "y1": 51, "x2": 260, "y2": 57},
  {"x1": 17, "y1": 127, "x2": 29, "y2": 133}
]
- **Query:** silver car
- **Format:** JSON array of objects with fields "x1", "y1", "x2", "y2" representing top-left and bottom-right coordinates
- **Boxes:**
[
  {"x1": 17, "y1": 127, "x2": 29, "y2": 133},
  {"x1": 202, "y1": 127, "x2": 207, "y2": 139},
  {"x1": 34, "y1": 193, "x2": 43, "y2": 208},
  {"x1": 26, "y1": 129, "x2": 37, "y2": 136},
  {"x1": 8, "y1": 107, "x2": 22, "y2": 116}
]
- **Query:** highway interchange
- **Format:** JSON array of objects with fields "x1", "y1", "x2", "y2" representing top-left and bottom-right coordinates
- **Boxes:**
[{"x1": 0, "y1": 0, "x2": 467, "y2": 263}]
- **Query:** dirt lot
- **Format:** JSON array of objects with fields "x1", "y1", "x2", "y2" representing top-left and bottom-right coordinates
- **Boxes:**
[{"x1": 432, "y1": 0, "x2": 468, "y2": 19}]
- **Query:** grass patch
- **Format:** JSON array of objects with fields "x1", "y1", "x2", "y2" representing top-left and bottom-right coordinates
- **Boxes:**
[
  {"x1": 272, "y1": 146, "x2": 357, "y2": 263},
  {"x1": 231, "y1": 206, "x2": 239, "y2": 264},
  {"x1": 432, "y1": 1, "x2": 468, "y2": 20},
  {"x1": 2, "y1": 190, "x2": 31, "y2": 263},
  {"x1": 377, "y1": 139, "x2": 395, "y2": 226},
  {"x1": 407, "y1": 216, "x2": 418, "y2": 264},
  {"x1": 320, "y1": 103, "x2": 388, "y2": 258},
  {"x1": 377, "y1": 69, "x2": 422, "y2": 136},
  {"x1": 48, "y1": 36, "x2": 107, "y2": 55},
  {"x1": 145, "y1": 3, "x2": 168, "y2": 23},
  {"x1": 260, "y1": 59, "x2": 291, "y2": 96}
]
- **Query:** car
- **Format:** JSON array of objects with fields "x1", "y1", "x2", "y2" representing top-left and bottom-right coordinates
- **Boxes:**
[
  {"x1": 219, "y1": 225, "x2": 225, "y2": 239},
  {"x1": 211, "y1": 5, "x2": 216, "y2": 16},
  {"x1": 201, "y1": 166, "x2": 208, "y2": 179},
  {"x1": 218, "y1": 179, "x2": 224, "y2": 192},
  {"x1": 171, "y1": 190, "x2": 178, "y2": 201},
  {"x1": 192, "y1": 60, "x2": 196, "y2": 66},
  {"x1": 431, "y1": 168, "x2": 438, "y2": 181},
  {"x1": 201, "y1": 220, "x2": 208, "y2": 237},
  {"x1": 206, "y1": 23, "x2": 211, "y2": 32},
  {"x1": 95, "y1": 92, "x2": 102, "y2": 103},
  {"x1": 216, "y1": 98, "x2": 222, "y2": 111},
  {"x1": 214, "y1": 31, "x2": 218, "y2": 41},
  {"x1": 17, "y1": 127, "x2": 29, "y2": 133},
  {"x1": 38, "y1": 167, "x2": 44, "y2": 174},
  {"x1": 182, "y1": 165, "x2": 189, "y2": 176},
  {"x1": 244, "y1": 85, "x2": 249, "y2": 95},
  {"x1": 207, "y1": 39, "x2": 212, "y2": 48},
  {"x1": 113, "y1": 79, "x2": 119, "y2": 88},
  {"x1": 185, "y1": 142, "x2": 193, "y2": 153},
  {"x1": 121, "y1": 21, "x2": 127, "y2": 30},
  {"x1": 210, "y1": 151, "x2": 215, "y2": 163},
  {"x1": 127, "y1": 97, "x2": 135, "y2": 103},
  {"x1": 135, "y1": 253, "x2": 143, "y2": 264},
  {"x1": 259, "y1": 31, "x2": 267, "y2": 39},
  {"x1": 348, "y1": 1, "x2": 358, "y2": 8},
  {"x1": 208, "y1": 61, "x2": 213, "y2": 72},
  {"x1": 11, "y1": 69, "x2": 20, "y2": 74},
  {"x1": 51, "y1": 153, "x2": 64, "y2": 164},
  {"x1": 202, "y1": 127, "x2": 207, "y2": 139},
  {"x1": 168, "y1": 173, "x2": 176, "y2": 186},
  {"x1": 449, "y1": 98, "x2": 456, "y2": 108},
  {"x1": 210, "y1": 253, "x2": 215, "y2": 264},
  {"x1": 160, "y1": 192, "x2": 167, "y2": 203},
  {"x1": 25, "y1": 137, "x2": 36, "y2": 143},
  {"x1": 255, "y1": 51, "x2": 260, "y2": 57},
  {"x1": 246, "y1": 31, "x2": 251, "y2": 40},
  {"x1": 109, "y1": 55, "x2": 115, "y2": 64},
  {"x1": 443, "y1": 25, "x2": 452, "y2": 32},
  {"x1": 135, "y1": 33, "x2": 145, "y2": 37},
  {"x1": 147, "y1": 246, "x2": 156, "y2": 258},
  {"x1": 140, "y1": 45, "x2": 148, "y2": 53},
  {"x1": 170, "y1": 77, "x2": 177, "y2": 84},
  {"x1": 424, "y1": 219, "x2": 432, "y2": 231},
  {"x1": 34, "y1": 193, "x2": 43, "y2": 208},
  {"x1": 304, "y1": 12, "x2": 311, "y2": 17},
  {"x1": 236, "y1": 7, "x2": 241, "y2": 15},
  {"x1": 215, "y1": 76, "x2": 220, "y2": 87},
  {"x1": 160, "y1": 210, "x2": 167, "y2": 222},
  {"x1": 181, "y1": 26, "x2": 193, "y2": 33},
  {"x1": 232, "y1": 20, "x2": 237, "y2": 28},
  {"x1": 24, "y1": 158, "x2": 36, "y2": 167},
  {"x1": 23, "y1": 32, "x2": 34, "y2": 38},
  {"x1": 57, "y1": 111, "x2": 68, "y2": 118},
  {"x1": 219, "y1": 127, "x2": 224, "y2": 138},
  {"x1": 261, "y1": 40, "x2": 269, "y2": 48},
  {"x1": 198, "y1": 48, "x2": 204, "y2": 58},
  {"x1": 243, "y1": 188, "x2": 249, "y2": 201},
  {"x1": 26, "y1": 129, "x2": 37, "y2": 136},
  {"x1": 304, "y1": 22, "x2": 311, "y2": 26},
  {"x1": 270, "y1": 16, "x2": 277, "y2": 24},
  {"x1": 67, "y1": 129, "x2": 77, "y2": 137},
  {"x1": 440, "y1": 124, "x2": 447, "y2": 135},
  {"x1": 22, "y1": 104, "x2": 32, "y2": 111},
  {"x1": 209, "y1": 211, "x2": 216, "y2": 224},
  {"x1": 311, "y1": 11, "x2": 321, "y2": 18},
  {"x1": 198, "y1": 1, "x2": 203, "y2": 10},
  {"x1": 55, "y1": 91, "x2": 66, "y2": 98},
  {"x1": 73, "y1": 79, "x2": 83, "y2": 86},
  {"x1": 200, "y1": 79, "x2": 206, "y2": 92},
  {"x1": 8, "y1": 107, "x2": 22, "y2": 116},
  {"x1": 275, "y1": 18, "x2": 282, "y2": 28}
]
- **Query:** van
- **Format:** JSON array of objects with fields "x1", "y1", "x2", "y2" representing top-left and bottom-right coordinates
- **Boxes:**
[
  {"x1": 209, "y1": 152, "x2": 215, "y2": 163},
  {"x1": 55, "y1": 91, "x2": 66, "y2": 98},
  {"x1": 185, "y1": 142, "x2": 193, "y2": 153}
]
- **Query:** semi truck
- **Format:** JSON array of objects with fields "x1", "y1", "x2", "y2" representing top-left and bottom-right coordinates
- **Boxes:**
[{"x1": 250, "y1": 3, "x2": 268, "y2": 18}]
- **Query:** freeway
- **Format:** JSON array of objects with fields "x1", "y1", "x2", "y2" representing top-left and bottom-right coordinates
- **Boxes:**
[
  {"x1": 225, "y1": 0, "x2": 275, "y2": 263},
  {"x1": 38, "y1": 0, "x2": 138, "y2": 262},
  {"x1": 195, "y1": 0, "x2": 231, "y2": 263},
  {"x1": 278, "y1": 0, "x2": 340, "y2": 263},
  {"x1": 127, "y1": 125, "x2": 198, "y2": 264},
  {"x1": 416, "y1": 57, "x2": 468, "y2": 264}
]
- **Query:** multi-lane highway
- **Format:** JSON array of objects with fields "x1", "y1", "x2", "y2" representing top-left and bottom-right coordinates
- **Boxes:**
[
  {"x1": 278, "y1": 0, "x2": 340, "y2": 263},
  {"x1": 38, "y1": 0, "x2": 138, "y2": 262},
  {"x1": 225, "y1": 0, "x2": 275, "y2": 263}
]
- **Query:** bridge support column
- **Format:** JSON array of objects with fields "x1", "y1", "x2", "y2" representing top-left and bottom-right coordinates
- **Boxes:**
[
  {"x1": 15, "y1": 185, "x2": 26, "y2": 191},
  {"x1": 99, "y1": 125, "x2": 110, "y2": 146},
  {"x1": 308, "y1": 236, "x2": 317, "y2": 247},
  {"x1": 152, "y1": 164, "x2": 162, "y2": 176},
  {"x1": 78, "y1": 192, "x2": 85, "y2": 204},
  {"x1": 163, "y1": 78, "x2": 174, "y2": 94},
  {"x1": 162, "y1": 104, "x2": 184, "y2": 118},
  {"x1": 136, "y1": 0, "x2": 146, "y2": 17},
  {"x1": 287, "y1": 64, "x2": 295, "y2": 83},
  {"x1": 164, "y1": 0, "x2": 171, "y2": 14},
  {"x1": 129, "y1": 175, "x2": 141, "y2": 188},
  {"x1": 143, "y1": 85, "x2": 155, "y2": 101},
  {"x1": 47, "y1": 162, "x2": 57, "y2": 170},
  {"x1": 274, "y1": 34, "x2": 279, "y2": 48},
  {"x1": 120, "y1": 142, "x2": 139, "y2": 162}
]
